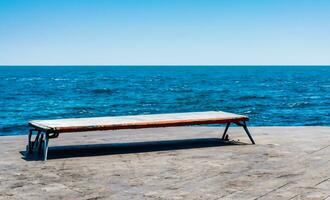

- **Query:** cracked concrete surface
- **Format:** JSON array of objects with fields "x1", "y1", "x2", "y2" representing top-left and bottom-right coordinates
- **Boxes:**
[{"x1": 0, "y1": 126, "x2": 329, "y2": 200}]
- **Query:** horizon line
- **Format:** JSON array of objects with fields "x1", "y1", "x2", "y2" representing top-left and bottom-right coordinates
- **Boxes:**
[{"x1": 1, "y1": 65, "x2": 330, "y2": 67}]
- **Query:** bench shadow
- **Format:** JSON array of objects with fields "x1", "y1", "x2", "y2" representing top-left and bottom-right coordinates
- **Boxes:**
[{"x1": 21, "y1": 138, "x2": 247, "y2": 161}]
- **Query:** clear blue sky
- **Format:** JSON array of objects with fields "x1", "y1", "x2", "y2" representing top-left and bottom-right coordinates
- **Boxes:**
[{"x1": 1, "y1": 0, "x2": 330, "y2": 65}]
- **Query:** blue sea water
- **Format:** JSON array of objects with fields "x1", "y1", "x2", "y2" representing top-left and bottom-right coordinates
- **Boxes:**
[{"x1": 0, "y1": 66, "x2": 330, "y2": 136}]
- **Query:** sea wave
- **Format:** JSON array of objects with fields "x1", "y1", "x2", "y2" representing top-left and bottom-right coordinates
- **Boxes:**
[
  {"x1": 0, "y1": 66, "x2": 330, "y2": 136},
  {"x1": 236, "y1": 95, "x2": 269, "y2": 100},
  {"x1": 91, "y1": 88, "x2": 118, "y2": 94}
]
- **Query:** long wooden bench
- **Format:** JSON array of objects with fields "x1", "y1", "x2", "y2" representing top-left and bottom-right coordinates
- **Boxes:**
[{"x1": 27, "y1": 111, "x2": 255, "y2": 160}]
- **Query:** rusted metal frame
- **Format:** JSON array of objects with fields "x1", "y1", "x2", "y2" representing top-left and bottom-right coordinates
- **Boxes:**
[{"x1": 234, "y1": 121, "x2": 255, "y2": 144}]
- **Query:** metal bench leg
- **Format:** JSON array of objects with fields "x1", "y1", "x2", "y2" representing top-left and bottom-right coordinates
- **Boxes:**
[
  {"x1": 27, "y1": 129, "x2": 33, "y2": 153},
  {"x1": 222, "y1": 122, "x2": 231, "y2": 140},
  {"x1": 37, "y1": 133, "x2": 44, "y2": 153},
  {"x1": 32, "y1": 131, "x2": 41, "y2": 150},
  {"x1": 43, "y1": 132, "x2": 49, "y2": 161},
  {"x1": 27, "y1": 129, "x2": 41, "y2": 153},
  {"x1": 27, "y1": 129, "x2": 51, "y2": 160},
  {"x1": 242, "y1": 121, "x2": 255, "y2": 144}
]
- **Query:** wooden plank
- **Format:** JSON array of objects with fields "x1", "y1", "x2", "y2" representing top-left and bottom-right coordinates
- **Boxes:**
[{"x1": 29, "y1": 111, "x2": 248, "y2": 133}]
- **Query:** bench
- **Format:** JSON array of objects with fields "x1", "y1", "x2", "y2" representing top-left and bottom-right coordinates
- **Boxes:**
[{"x1": 27, "y1": 111, "x2": 255, "y2": 160}]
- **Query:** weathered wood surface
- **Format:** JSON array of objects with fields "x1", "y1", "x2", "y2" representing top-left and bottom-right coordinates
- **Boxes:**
[{"x1": 29, "y1": 111, "x2": 248, "y2": 133}]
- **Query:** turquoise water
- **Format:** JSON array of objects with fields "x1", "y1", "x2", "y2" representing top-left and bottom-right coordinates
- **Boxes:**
[{"x1": 0, "y1": 66, "x2": 329, "y2": 136}]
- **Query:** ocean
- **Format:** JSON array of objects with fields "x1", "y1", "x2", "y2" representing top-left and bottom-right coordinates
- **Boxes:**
[{"x1": 0, "y1": 66, "x2": 329, "y2": 136}]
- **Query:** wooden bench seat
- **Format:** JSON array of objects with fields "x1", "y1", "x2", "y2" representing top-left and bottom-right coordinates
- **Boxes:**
[{"x1": 27, "y1": 111, "x2": 255, "y2": 160}]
